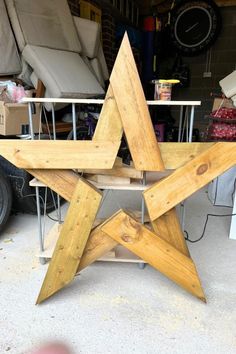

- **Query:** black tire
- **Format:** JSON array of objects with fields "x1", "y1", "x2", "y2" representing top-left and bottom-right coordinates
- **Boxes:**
[
  {"x1": 0, "y1": 168, "x2": 12, "y2": 233},
  {"x1": 0, "y1": 156, "x2": 58, "y2": 215}
]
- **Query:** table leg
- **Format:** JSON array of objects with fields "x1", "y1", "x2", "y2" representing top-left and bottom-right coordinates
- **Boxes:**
[
  {"x1": 51, "y1": 103, "x2": 56, "y2": 140},
  {"x1": 36, "y1": 186, "x2": 46, "y2": 264},
  {"x1": 178, "y1": 106, "x2": 184, "y2": 142},
  {"x1": 189, "y1": 106, "x2": 195, "y2": 142},
  {"x1": 72, "y1": 103, "x2": 77, "y2": 140},
  {"x1": 139, "y1": 172, "x2": 146, "y2": 269}
]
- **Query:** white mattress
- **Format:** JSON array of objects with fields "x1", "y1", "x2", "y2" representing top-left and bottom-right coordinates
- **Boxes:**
[
  {"x1": 0, "y1": 0, "x2": 21, "y2": 75},
  {"x1": 97, "y1": 43, "x2": 109, "y2": 81},
  {"x1": 23, "y1": 45, "x2": 104, "y2": 98},
  {"x1": 5, "y1": 0, "x2": 82, "y2": 53},
  {"x1": 90, "y1": 58, "x2": 105, "y2": 88},
  {"x1": 73, "y1": 16, "x2": 100, "y2": 59}
]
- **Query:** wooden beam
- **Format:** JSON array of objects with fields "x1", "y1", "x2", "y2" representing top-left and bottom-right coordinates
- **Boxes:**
[
  {"x1": 36, "y1": 179, "x2": 102, "y2": 304},
  {"x1": 27, "y1": 169, "x2": 80, "y2": 202},
  {"x1": 151, "y1": 208, "x2": 190, "y2": 257},
  {"x1": 110, "y1": 33, "x2": 165, "y2": 171},
  {"x1": 77, "y1": 226, "x2": 117, "y2": 272},
  {"x1": 78, "y1": 164, "x2": 143, "y2": 179},
  {"x1": 93, "y1": 85, "x2": 123, "y2": 142},
  {"x1": 83, "y1": 142, "x2": 214, "y2": 172},
  {"x1": 3, "y1": 141, "x2": 215, "y2": 171},
  {"x1": 86, "y1": 174, "x2": 131, "y2": 185},
  {"x1": 0, "y1": 140, "x2": 120, "y2": 169},
  {"x1": 144, "y1": 142, "x2": 236, "y2": 220},
  {"x1": 159, "y1": 142, "x2": 214, "y2": 169},
  {"x1": 36, "y1": 79, "x2": 45, "y2": 98},
  {"x1": 28, "y1": 169, "x2": 119, "y2": 272},
  {"x1": 101, "y1": 210, "x2": 205, "y2": 302}
]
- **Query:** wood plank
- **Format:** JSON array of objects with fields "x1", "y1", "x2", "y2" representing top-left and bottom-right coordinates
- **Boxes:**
[
  {"x1": 37, "y1": 217, "x2": 107, "y2": 259},
  {"x1": 159, "y1": 142, "x2": 214, "y2": 169},
  {"x1": 144, "y1": 142, "x2": 236, "y2": 220},
  {"x1": 36, "y1": 79, "x2": 45, "y2": 98},
  {"x1": 27, "y1": 170, "x2": 120, "y2": 270},
  {"x1": 36, "y1": 179, "x2": 102, "y2": 304},
  {"x1": 86, "y1": 180, "x2": 151, "y2": 190},
  {"x1": 78, "y1": 163, "x2": 143, "y2": 179},
  {"x1": 151, "y1": 137, "x2": 191, "y2": 257},
  {"x1": 3, "y1": 141, "x2": 214, "y2": 171},
  {"x1": 27, "y1": 169, "x2": 80, "y2": 202},
  {"x1": 152, "y1": 208, "x2": 190, "y2": 257},
  {"x1": 86, "y1": 174, "x2": 131, "y2": 185},
  {"x1": 110, "y1": 33, "x2": 165, "y2": 171},
  {"x1": 77, "y1": 226, "x2": 117, "y2": 272},
  {"x1": 101, "y1": 210, "x2": 206, "y2": 302},
  {"x1": 0, "y1": 140, "x2": 120, "y2": 169},
  {"x1": 114, "y1": 157, "x2": 123, "y2": 167},
  {"x1": 93, "y1": 85, "x2": 123, "y2": 142}
]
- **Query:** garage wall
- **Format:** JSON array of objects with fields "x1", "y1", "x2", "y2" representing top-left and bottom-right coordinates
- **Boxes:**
[
  {"x1": 67, "y1": 1, "x2": 235, "y2": 135},
  {"x1": 171, "y1": 6, "x2": 236, "y2": 133}
]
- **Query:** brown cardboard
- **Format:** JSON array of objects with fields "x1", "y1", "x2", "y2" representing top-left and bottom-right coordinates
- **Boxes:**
[
  {"x1": 212, "y1": 98, "x2": 234, "y2": 112},
  {"x1": 0, "y1": 102, "x2": 41, "y2": 136}
]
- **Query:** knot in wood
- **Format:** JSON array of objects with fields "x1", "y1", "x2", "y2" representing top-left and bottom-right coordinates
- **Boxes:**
[
  {"x1": 121, "y1": 216, "x2": 142, "y2": 243},
  {"x1": 197, "y1": 163, "x2": 208, "y2": 175},
  {"x1": 121, "y1": 234, "x2": 135, "y2": 243}
]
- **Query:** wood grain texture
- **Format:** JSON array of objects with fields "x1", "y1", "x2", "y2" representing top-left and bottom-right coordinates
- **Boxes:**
[
  {"x1": 0, "y1": 140, "x2": 120, "y2": 169},
  {"x1": 101, "y1": 210, "x2": 205, "y2": 301},
  {"x1": 36, "y1": 179, "x2": 102, "y2": 304},
  {"x1": 159, "y1": 142, "x2": 214, "y2": 169},
  {"x1": 78, "y1": 164, "x2": 143, "y2": 179},
  {"x1": 27, "y1": 169, "x2": 80, "y2": 202},
  {"x1": 5, "y1": 141, "x2": 215, "y2": 171},
  {"x1": 152, "y1": 208, "x2": 190, "y2": 257},
  {"x1": 93, "y1": 85, "x2": 123, "y2": 142},
  {"x1": 36, "y1": 79, "x2": 45, "y2": 98},
  {"x1": 86, "y1": 174, "x2": 131, "y2": 185},
  {"x1": 110, "y1": 33, "x2": 164, "y2": 171},
  {"x1": 144, "y1": 142, "x2": 236, "y2": 220},
  {"x1": 77, "y1": 226, "x2": 117, "y2": 272},
  {"x1": 28, "y1": 170, "x2": 118, "y2": 270},
  {"x1": 79, "y1": 143, "x2": 214, "y2": 172}
]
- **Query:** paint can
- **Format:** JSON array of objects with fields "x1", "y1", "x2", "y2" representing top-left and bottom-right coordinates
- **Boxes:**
[{"x1": 154, "y1": 81, "x2": 172, "y2": 101}]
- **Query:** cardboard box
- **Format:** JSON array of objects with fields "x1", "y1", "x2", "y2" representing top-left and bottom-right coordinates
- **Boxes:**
[
  {"x1": 212, "y1": 98, "x2": 234, "y2": 112},
  {"x1": 0, "y1": 102, "x2": 41, "y2": 136}
]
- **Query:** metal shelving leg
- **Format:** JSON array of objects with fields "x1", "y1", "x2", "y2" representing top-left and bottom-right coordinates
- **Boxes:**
[
  {"x1": 178, "y1": 105, "x2": 184, "y2": 142},
  {"x1": 189, "y1": 106, "x2": 195, "y2": 142},
  {"x1": 36, "y1": 186, "x2": 45, "y2": 265},
  {"x1": 139, "y1": 171, "x2": 146, "y2": 270}
]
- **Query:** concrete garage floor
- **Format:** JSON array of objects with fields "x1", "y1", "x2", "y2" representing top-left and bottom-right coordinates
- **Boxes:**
[{"x1": 0, "y1": 188, "x2": 236, "y2": 354}]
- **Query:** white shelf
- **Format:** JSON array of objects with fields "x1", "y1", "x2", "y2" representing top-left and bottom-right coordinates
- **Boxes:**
[
  {"x1": 22, "y1": 97, "x2": 201, "y2": 106},
  {"x1": 37, "y1": 222, "x2": 147, "y2": 264}
]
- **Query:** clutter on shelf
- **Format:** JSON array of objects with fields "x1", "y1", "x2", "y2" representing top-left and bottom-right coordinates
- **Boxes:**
[
  {"x1": 206, "y1": 99, "x2": 236, "y2": 141},
  {"x1": 0, "y1": 80, "x2": 32, "y2": 104}
]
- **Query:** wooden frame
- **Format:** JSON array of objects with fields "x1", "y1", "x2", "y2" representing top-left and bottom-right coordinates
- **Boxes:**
[{"x1": 1, "y1": 33, "x2": 236, "y2": 304}]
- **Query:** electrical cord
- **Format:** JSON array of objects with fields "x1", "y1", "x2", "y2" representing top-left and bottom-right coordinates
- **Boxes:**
[
  {"x1": 11, "y1": 174, "x2": 62, "y2": 222},
  {"x1": 184, "y1": 212, "x2": 236, "y2": 243},
  {"x1": 185, "y1": 176, "x2": 236, "y2": 242}
]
